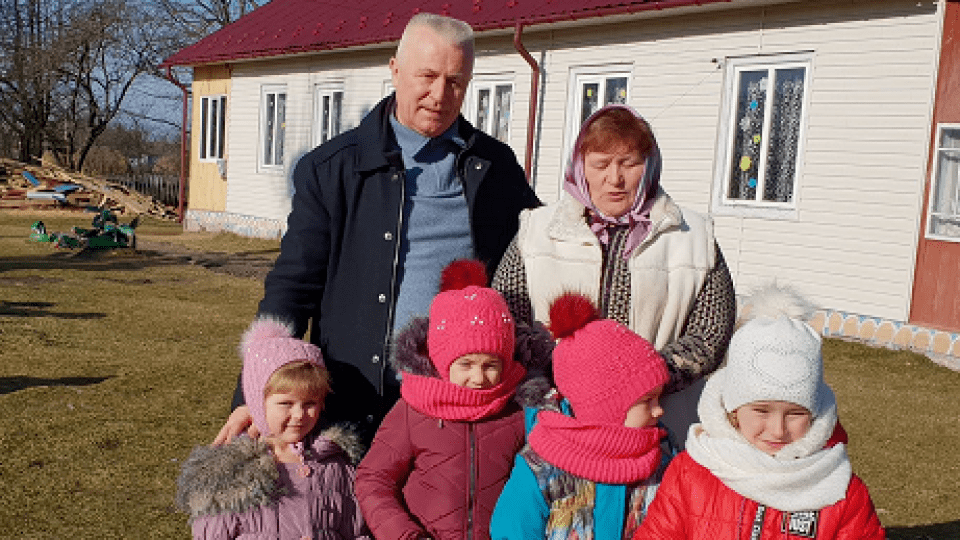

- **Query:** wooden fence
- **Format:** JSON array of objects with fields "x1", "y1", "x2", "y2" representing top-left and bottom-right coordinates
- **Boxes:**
[{"x1": 111, "y1": 173, "x2": 180, "y2": 207}]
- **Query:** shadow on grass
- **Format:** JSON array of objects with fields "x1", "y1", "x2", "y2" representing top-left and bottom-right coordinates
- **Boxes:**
[
  {"x1": 887, "y1": 521, "x2": 960, "y2": 540},
  {"x1": 0, "y1": 248, "x2": 194, "y2": 274},
  {"x1": 0, "y1": 300, "x2": 107, "y2": 319},
  {"x1": 0, "y1": 375, "x2": 111, "y2": 395}
]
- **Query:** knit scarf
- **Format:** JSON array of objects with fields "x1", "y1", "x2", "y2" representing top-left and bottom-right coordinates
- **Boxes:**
[
  {"x1": 563, "y1": 105, "x2": 663, "y2": 260},
  {"x1": 684, "y1": 371, "x2": 852, "y2": 511},
  {"x1": 528, "y1": 410, "x2": 664, "y2": 484},
  {"x1": 400, "y1": 360, "x2": 526, "y2": 422}
]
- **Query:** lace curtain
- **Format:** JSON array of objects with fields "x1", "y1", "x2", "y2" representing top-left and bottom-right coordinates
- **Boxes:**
[{"x1": 728, "y1": 68, "x2": 805, "y2": 203}]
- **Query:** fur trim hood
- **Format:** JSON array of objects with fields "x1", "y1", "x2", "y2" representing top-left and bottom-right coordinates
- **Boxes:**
[
  {"x1": 176, "y1": 425, "x2": 362, "y2": 519},
  {"x1": 390, "y1": 317, "x2": 555, "y2": 407}
]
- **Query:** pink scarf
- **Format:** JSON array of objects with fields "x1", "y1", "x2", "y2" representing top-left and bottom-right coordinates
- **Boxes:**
[
  {"x1": 528, "y1": 410, "x2": 665, "y2": 484},
  {"x1": 563, "y1": 104, "x2": 662, "y2": 259},
  {"x1": 400, "y1": 360, "x2": 526, "y2": 422}
]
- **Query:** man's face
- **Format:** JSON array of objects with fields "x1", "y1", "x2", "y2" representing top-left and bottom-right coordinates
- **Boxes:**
[{"x1": 390, "y1": 26, "x2": 472, "y2": 137}]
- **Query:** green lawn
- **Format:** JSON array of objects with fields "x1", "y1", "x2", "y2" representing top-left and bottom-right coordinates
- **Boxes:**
[{"x1": 0, "y1": 210, "x2": 957, "y2": 538}]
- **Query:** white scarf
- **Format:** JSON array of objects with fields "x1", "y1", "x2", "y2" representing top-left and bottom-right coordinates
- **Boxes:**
[{"x1": 685, "y1": 370, "x2": 852, "y2": 511}]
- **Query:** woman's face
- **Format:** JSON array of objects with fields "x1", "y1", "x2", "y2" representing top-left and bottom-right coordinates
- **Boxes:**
[{"x1": 583, "y1": 145, "x2": 646, "y2": 218}]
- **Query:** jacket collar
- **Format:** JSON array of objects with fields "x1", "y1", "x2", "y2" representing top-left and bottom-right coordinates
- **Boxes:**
[
  {"x1": 547, "y1": 188, "x2": 683, "y2": 249},
  {"x1": 355, "y1": 93, "x2": 478, "y2": 174}
]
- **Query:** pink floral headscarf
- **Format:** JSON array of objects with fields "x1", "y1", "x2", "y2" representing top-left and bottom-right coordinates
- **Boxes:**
[{"x1": 564, "y1": 104, "x2": 662, "y2": 259}]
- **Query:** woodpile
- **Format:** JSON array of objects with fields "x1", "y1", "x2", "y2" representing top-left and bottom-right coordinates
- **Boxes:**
[{"x1": 0, "y1": 158, "x2": 179, "y2": 220}]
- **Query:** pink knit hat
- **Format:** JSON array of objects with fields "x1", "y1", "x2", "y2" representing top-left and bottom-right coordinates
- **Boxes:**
[
  {"x1": 427, "y1": 260, "x2": 515, "y2": 377},
  {"x1": 548, "y1": 293, "x2": 669, "y2": 425},
  {"x1": 240, "y1": 317, "x2": 324, "y2": 436}
]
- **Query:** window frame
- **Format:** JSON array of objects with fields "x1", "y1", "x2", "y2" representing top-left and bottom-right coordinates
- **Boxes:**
[
  {"x1": 259, "y1": 85, "x2": 287, "y2": 170},
  {"x1": 561, "y1": 65, "x2": 633, "y2": 197},
  {"x1": 925, "y1": 123, "x2": 960, "y2": 243},
  {"x1": 467, "y1": 77, "x2": 515, "y2": 145},
  {"x1": 313, "y1": 82, "x2": 345, "y2": 147},
  {"x1": 711, "y1": 52, "x2": 813, "y2": 219},
  {"x1": 198, "y1": 95, "x2": 227, "y2": 162}
]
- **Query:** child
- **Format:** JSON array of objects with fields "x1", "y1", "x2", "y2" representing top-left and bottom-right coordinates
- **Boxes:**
[
  {"x1": 490, "y1": 292, "x2": 673, "y2": 540},
  {"x1": 176, "y1": 319, "x2": 370, "y2": 540},
  {"x1": 633, "y1": 286, "x2": 885, "y2": 539},
  {"x1": 354, "y1": 259, "x2": 552, "y2": 540}
]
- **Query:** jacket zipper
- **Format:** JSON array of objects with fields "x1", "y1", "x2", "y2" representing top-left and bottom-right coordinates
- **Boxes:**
[
  {"x1": 467, "y1": 422, "x2": 476, "y2": 540},
  {"x1": 381, "y1": 168, "x2": 406, "y2": 395}
]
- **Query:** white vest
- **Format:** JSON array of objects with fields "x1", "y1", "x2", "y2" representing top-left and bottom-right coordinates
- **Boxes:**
[
  {"x1": 516, "y1": 191, "x2": 715, "y2": 349},
  {"x1": 516, "y1": 191, "x2": 717, "y2": 442}
]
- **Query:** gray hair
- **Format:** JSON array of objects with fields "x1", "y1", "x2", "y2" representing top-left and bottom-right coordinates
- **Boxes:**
[{"x1": 395, "y1": 13, "x2": 475, "y2": 63}]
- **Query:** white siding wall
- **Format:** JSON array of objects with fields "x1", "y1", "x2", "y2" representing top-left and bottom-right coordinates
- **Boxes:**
[
  {"x1": 517, "y1": 0, "x2": 939, "y2": 322},
  {"x1": 225, "y1": 50, "x2": 393, "y2": 222},
  {"x1": 220, "y1": 0, "x2": 939, "y2": 322}
]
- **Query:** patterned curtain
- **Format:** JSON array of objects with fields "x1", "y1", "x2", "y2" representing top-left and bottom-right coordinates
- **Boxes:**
[
  {"x1": 764, "y1": 68, "x2": 805, "y2": 202},
  {"x1": 728, "y1": 72, "x2": 766, "y2": 200}
]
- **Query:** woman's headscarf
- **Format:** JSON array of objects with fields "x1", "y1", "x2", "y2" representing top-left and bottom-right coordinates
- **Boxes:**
[{"x1": 563, "y1": 104, "x2": 662, "y2": 259}]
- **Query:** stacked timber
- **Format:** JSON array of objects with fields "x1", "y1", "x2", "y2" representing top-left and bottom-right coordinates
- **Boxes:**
[{"x1": 0, "y1": 158, "x2": 178, "y2": 220}]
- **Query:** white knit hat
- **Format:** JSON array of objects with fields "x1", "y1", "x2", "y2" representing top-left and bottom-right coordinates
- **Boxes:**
[{"x1": 721, "y1": 315, "x2": 831, "y2": 415}]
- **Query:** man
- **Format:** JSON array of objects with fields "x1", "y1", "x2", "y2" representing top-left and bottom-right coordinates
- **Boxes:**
[{"x1": 215, "y1": 13, "x2": 540, "y2": 444}]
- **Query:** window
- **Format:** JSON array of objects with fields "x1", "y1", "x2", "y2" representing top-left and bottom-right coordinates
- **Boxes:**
[
  {"x1": 261, "y1": 87, "x2": 287, "y2": 168},
  {"x1": 574, "y1": 74, "x2": 629, "y2": 126},
  {"x1": 715, "y1": 55, "x2": 811, "y2": 212},
  {"x1": 927, "y1": 124, "x2": 960, "y2": 241},
  {"x1": 199, "y1": 95, "x2": 226, "y2": 161},
  {"x1": 314, "y1": 84, "x2": 343, "y2": 145},
  {"x1": 562, "y1": 67, "x2": 631, "y2": 194},
  {"x1": 470, "y1": 80, "x2": 513, "y2": 144}
]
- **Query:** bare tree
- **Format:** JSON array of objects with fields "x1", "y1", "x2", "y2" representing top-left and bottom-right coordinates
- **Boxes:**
[
  {"x1": 154, "y1": 0, "x2": 263, "y2": 42},
  {"x1": 49, "y1": 0, "x2": 174, "y2": 171},
  {"x1": 0, "y1": 0, "x2": 71, "y2": 163}
]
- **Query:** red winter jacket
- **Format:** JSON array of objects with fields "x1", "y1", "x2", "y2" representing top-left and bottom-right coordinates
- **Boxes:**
[
  {"x1": 355, "y1": 399, "x2": 525, "y2": 540},
  {"x1": 633, "y1": 451, "x2": 885, "y2": 540}
]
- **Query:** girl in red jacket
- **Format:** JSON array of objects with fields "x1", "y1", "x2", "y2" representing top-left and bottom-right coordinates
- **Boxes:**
[
  {"x1": 355, "y1": 260, "x2": 552, "y2": 540},
  {"x1": 634, "y1": 286, "x2": 885, "y2": 540}
]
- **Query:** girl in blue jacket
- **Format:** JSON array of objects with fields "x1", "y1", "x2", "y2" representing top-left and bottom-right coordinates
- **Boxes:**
[{"x1": 490, "y1": 292, "x2": 674, "y2": 539}]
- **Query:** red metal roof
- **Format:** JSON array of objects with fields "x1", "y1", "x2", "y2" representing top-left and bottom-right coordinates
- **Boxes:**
[{"x1": 161, "y1": 0, "x2": 732, "y2": 67}]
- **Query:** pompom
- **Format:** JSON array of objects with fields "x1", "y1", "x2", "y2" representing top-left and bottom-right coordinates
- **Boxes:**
[
  {"x1": 737, "y1": 282, "x2": 817, "y2": 329},
  {"x1": 548, "y1": 292, "x2": 599, "y2": 340},
  {"x1": 439, "y1": 259, "x2": 488, "y2": 292},
  {"x1": 240, "y1": 317, "x2": 295, "y2": 355}
]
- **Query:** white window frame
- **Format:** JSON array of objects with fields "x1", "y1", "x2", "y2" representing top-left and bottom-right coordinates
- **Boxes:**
[
  {"x1": 562, "y1": 65, "x2": 632, "y2": 196},
  {"x1": 711, "y1": 52, "x2": 813, "y2": 219},
  {"x1": 467, "y1": 77, "x2": 514, "y2": 145},
  {"x1": 259, "y1": 85, "x2": 287, "y2": 170},
  {"x1": 925, "y1": 123, "x2": 960, "y2": 242},
  {"x1": 313, "y1": 82, "x2": 344, "y2": 146},
  {"x1": 382, "y1": 79, "x2": 395, "y2": 99},
  {"x1": 198, "y1": 95, "x2": 226, "y2": 162}
]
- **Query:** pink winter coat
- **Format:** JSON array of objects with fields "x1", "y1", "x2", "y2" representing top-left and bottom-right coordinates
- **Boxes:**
[
  {"x1": 355, "y1": 399, "x2": 525, "y2": 540},
  {"x1": 177, "y1": 427, "x2": 371, "y2": 540},
  {"x1": 354, "y1": 316, "x2": 553, "y2": 540},
  {"x1": 633, "y1": 451, "x2": 885, "y2": 540}
]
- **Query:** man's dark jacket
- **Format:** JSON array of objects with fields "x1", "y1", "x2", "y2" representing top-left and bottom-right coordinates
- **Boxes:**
[{"x1": 234, "y1": 94, "x2": 540, "y2": 439}]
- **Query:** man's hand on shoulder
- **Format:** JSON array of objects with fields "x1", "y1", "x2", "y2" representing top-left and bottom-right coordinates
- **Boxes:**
[{"x1": 211, "y1": 405, "x2": 259, "y2": 445}]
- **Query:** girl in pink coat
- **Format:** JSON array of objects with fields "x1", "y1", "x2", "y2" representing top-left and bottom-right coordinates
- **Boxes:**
[
  {"x1": 354, "y1": 259, "x2": 552, "y2": 540},
  {"x1": 634, "y1": 286, "x2": 885, "y2": 540},
  {"x1": 176, "y1": 319, "x2": 370, "y2": 540}
]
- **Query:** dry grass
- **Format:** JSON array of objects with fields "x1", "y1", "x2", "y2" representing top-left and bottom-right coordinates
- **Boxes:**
[{"x1": 0, "y1": 210, "x2": 957, "y2": 538}]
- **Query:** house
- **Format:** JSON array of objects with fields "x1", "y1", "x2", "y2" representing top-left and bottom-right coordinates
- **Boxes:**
[{"x1": 160, "y1": 0, "x2": 960, "y2": 360}]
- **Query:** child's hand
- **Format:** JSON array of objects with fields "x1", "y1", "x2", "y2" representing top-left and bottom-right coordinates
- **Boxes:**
[{"x1": 211, "y1": 405, "x2": 259, "y2": 445}]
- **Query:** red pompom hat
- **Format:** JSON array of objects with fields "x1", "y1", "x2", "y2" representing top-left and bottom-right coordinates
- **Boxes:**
[
  {"x1": 548, "y1": 292, "x2": 668, "y2": 425},
  {"x1": 427, "y1": 259, "x2": 515, "y2": 377}
]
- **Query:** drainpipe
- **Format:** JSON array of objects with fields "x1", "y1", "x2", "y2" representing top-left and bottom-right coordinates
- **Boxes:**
[
  {"x1": 513, "y1": 22, "x2": 539, "y2": 183},
  {"x1": 164, "y1": 66, "x2": 190, "y2": 224}
]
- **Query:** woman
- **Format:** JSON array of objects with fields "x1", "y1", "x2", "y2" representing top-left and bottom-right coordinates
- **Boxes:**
[{"x1": 492, "y1": 104, "x2": 736, "y2": 445}]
